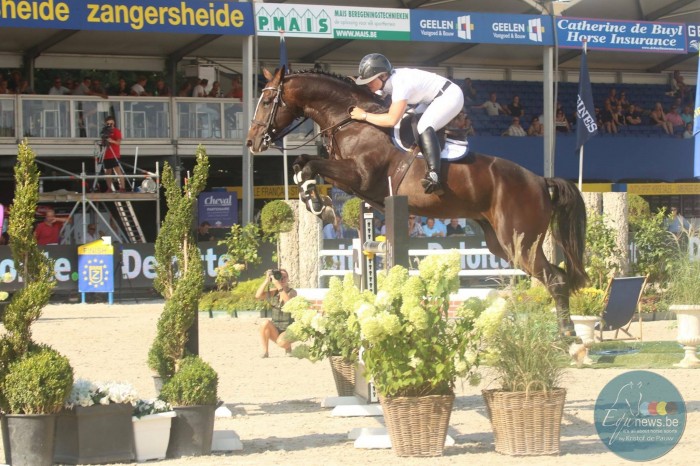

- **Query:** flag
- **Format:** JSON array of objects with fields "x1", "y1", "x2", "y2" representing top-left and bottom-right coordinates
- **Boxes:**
[
  {"x1": 694, "y1": 49, "x2": 700, "y2": 177},
  {"x1": 279, "y1": 30, "x2": 288, "y2": 71},
  {"x1": 576, "y1": 49, "x2": 598, "y2": 151}
]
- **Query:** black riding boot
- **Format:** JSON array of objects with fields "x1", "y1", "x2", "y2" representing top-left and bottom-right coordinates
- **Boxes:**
[{"x1": 418, "y1": 127, "x2": 444, "y2": 196}]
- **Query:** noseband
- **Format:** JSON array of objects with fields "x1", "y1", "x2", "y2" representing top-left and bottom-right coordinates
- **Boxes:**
[{"x1": 251, "y1": 82, "x2": 285, "y2": 147}]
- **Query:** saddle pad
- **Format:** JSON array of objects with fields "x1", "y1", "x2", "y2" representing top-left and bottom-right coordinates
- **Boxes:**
[{"x1": 392, "y1": 123, "x2": 469, "y2": 161}]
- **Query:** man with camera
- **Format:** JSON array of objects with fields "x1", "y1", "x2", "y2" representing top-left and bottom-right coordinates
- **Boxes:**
[
  {"x1": 101, "y1": 115, "x2": 126, "y2": 192},
  {"x1": 255, "y1": 268, "x2": 297, "y2": 358}
]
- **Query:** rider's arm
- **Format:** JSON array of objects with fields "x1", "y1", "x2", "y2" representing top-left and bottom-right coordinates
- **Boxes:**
[{"x1": 351, "y1": 99, "x2": 407, "y2": 128}]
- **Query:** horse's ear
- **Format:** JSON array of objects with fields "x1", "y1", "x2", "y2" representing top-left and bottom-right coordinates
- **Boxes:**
[{"x1": 262, "y1": 68, "x2": 274, "y2": 81}]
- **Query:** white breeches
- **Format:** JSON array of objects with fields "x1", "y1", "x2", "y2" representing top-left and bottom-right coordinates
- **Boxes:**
[{"x1": 417, "y1": 84, "x2": 464, "y2": 134}]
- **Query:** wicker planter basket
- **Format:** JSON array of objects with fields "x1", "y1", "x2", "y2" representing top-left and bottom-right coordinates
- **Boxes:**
[
  {"x1": 482, "y1": 388, "x2": 566, "y2": 456},
  {"x1": 329, "y1": 356, "x2": 356, "y2": 397},
  {"x1": 380, "y1": 393, "x2": 454, "y2": 457}
]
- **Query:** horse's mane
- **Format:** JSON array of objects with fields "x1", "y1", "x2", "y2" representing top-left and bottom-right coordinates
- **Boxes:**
[{"x1": 286, "y1": 69, "x2": 386, "y2": 108}]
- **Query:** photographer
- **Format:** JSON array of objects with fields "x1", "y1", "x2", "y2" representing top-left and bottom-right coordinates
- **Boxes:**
[
  {"x1": 101, "y1": 115, "x2": 126, "y2": 192},
  {"x1": 255, "y1": 268, "x2": 297, "y2": 358}
]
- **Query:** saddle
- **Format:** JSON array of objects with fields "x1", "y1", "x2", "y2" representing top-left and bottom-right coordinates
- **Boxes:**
[{"x1": 392, "y1": 111, "x2": 469, "y2": 161}]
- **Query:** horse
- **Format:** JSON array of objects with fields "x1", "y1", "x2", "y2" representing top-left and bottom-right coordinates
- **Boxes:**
[{"x1": 246, "y1": 66, "x2": 588, "y2": 329}]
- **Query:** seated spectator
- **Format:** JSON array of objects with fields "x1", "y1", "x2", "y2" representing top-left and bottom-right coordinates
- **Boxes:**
[
  {"x1": 683, "y1": 123, "x2": 694, "y2": 139},
  {"x1": 666, "y1": 105, "x2": 684, "y2": 132},
  {"x1": 422, "y1": 217, "x2": 445, "y2": 237},
  {"x1": 225, "y1": 76, "x2": 243, "y2": 100},
  {"x1": 177, "y1": 81, "x2": 193, "y2": 97},
  {"x1": 154, "y1": 79, "x2": 171, "y2": 97},
  {"x1": 64, "y1": 78, "x2": 76, "y2": 93},
  {"x1": 555, "y1": 108, "x2": 570, "y2": 133},
  {"x1": 668, "y1": 70, "x2": 688, "y2": 101},
  {"x1": 460, "y1": 78, "x2": 477, "y2": 105},
  {"x1": 625, "y1": 104, "x2": 642, "y2": 126},
  {"x1": 208, "y1": 80, "x2": 223, "y2": 97},
  {"x1": 34, "y1": 208, "x2": 68, "y2": 245},
  {"x1": 463, "y1": 116, "x2": 476, "y2": 136},
  {"x1": 527, "y1": 116, "x2": 544, "y2": 136},
  {"x1": 473, "y1": 92, "x2": 506, "y2": 116},
  {"x1": 130, "y1": 76, "x2": 150, "y2": 96},
  {"x1": 618, "y1": 90, "x2": 630, "y2": 110},
  {"x1": 408, "y1": 214, "x2": 424, "y2": 237},
  {"x1": 197, "y1": 221, "x2": 214, "y2": 242},
  {"x1": 606, "y1": 88, "x2": 619, "y2": 107},
  {"x1": 599, "y1": 100, "x2": 616, "y2": 134},
  {"x1": 0, "y1": 79, "x2": 8, "y2": 95},
  {"x1": 85, "y1": 224, "x2": 102, "y2": 243},
  {"x1": 650, "y1": 102, "x2": 673, "y2": 135},
  {"x1": 192, "y1": 78, "x2": 208, "y2": 97},
  {"x1": 90, "y1": 78, "x2": 108, "y2": 98},
  {"x1": 446, "y1": 218, "x2": 465, "y2": 237},
  {"x1": 612, "y1": 104, "x2": 626, "y2": 129},
  {"x1": 48, "y1": 76, "x2": 70, "y2": 95},
  {"x1": 74, "y1": 77, "x2": 106, "y2": 99},
  {"x1": 681, "y1": 104, "x2": 693, "y2": 126},
  {"x1": 506, "y1": 95, "x2": 525, "y2": 118},
  {"x1": 110, "y1": 77, "x2": 129, "y2": 96},
  {"x1": 503, "y1": 117, "x2": 526, "y2": 137}
]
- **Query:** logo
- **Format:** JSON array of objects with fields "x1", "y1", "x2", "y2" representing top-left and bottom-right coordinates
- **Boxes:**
[
  {"x1": 82, "y1": 258, "x2": 110, "y2": 289},
  {"x1": 689, "y1": 39, "x2": 699, "y2": 51},
  {"x1": 457, "y1": 15, "x2": 472, "y2": 40},
  {"x1": 256, "y1": 6, "x2": 330, "y2": 35},
  {"x1": 528, "y1": 18, "x2": 544, "y2": 42},
  {"x1": 595, "y1": 371, "x2": 686, "y2": 461}
]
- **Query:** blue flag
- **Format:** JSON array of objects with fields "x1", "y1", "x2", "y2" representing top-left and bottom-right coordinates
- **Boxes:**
[
  {"x1": 694, "y1": 49, "x2": 700, "y2": 177},
  {"x1": 279, "y1": 31, "x2": 288, "y2": 71},
  {"x1": 576, "y1": 49, "x2": 598, "y2": 151}
]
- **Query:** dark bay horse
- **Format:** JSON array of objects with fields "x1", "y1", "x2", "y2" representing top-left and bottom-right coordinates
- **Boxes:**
[{"x1": 246, "y1": 67, "x2": 588, "y2": 326}]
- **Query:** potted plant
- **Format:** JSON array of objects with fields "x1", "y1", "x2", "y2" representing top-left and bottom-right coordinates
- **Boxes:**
[
  {"x1": 160, "y1": 355, "x2": 219, "y2": 458},
  {"x1": 132, "y1": 398, "x2": 175, "y2": 462},
  {"x1": 54, "y1": 379, "x2": 138, "y2": 464},
  {"x1": 284, "y1": 274, "x2": 368, "y2": 396},
  {"x1": 479, "y1": 286, "x2": 569, "y2": 456},
  {"x1": 355, "y1": 252, "x2": 482, "y2": 456},
  {"x1": 665, "y1": 231, "x2": 700, "y2": 368},
  {"x1": 569, "y1": 286, "x2": 606, "y2": 363},
  {"x1": 0, "y1": 141, "x2": 75, "y2": 466}
]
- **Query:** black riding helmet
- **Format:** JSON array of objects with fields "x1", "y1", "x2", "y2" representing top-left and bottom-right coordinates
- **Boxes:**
[{"x1": 355, "y1": 53, "x2": 393, "y2": 85}]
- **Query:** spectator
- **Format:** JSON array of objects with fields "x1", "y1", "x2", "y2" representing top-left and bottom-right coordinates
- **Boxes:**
[
  {"x1": 422, "y1": 217, "x2": 446, "y2": 237},
  {"x1": 618, "y1": 90, "x2": 630, "y2": 110},
  {"x1": 665, "y1": 206, "x2": 690, "y2": 236},
  {"x1": 197, "y1": 221, "x2": 214, "y2": 242},
  {"x1": 64, "y1": 78, "x2": 76, "y2": 94},
  {"x1": 256, "y1": 268, "x2": 297, "y2": 358},
  {"x1": 7, "y1": 70, "x2": 21, "y2": 93},
  {"x1": 177, "y1": 81, "x2": 193, "y2": 97},
  {"x1": 192, "y1": 78, "x2": 208, "y2": 97},
  {"x1": 554, "y1": 108, "x2": 570, "y2": 133},
  {"x1": 683, "y1": 122, "x2": 694, "y2": 139},
  {"x1": 506, "y1": 95, "x2": 525, "y2": 118},
  {"x1": 208, "y1": 80, "x2": 223, "y2": 98},
  {"x1": 90, "y1": 78, "x2": 108, "y2": 98},
  {"x1": 446, "y1": 218, "x2": 465, "y2": 237},
  {"x1": 625, "y1": 104, "x2": 642, "y2": 126},
  {"x1": 668, "y1": 70, "x2": 688, "y2": 102},
  {"x1": 504, "y1": 117, "x2": 526, "y2": 137},
  {"x1": 612, "y1": 104, "x2": 626, "y2": 129},
  {"x1": 408, "y1": 214, "x2": 424, "y2": 237},
  {"x1": 650, "y1": 102, "x2": 673, "y2": 135},
  {"x1": 460, "y1": 77, "x2": 477, "y2": 105},
  {"x1": 154, "y1": 79, "x2": 171, "y2": 97},
  {"x1": 473, "y1": 92, "x2": 506, "y2": 116},
  {"x1": 606, "y1": 88, "x2": 618, "y2": 107},
  {"x1": 600, "y1": 101, "x2": 616, "y2": 134},
  {"x1": 16, "y1": 79, "x2": 35, "y2": 94},
  {"x1": 0, "y1": 79, "x2": 8, "y2": 95},
  {"x1": 85, "y1": 224, "x2": 102, "y2": 243},
  {"x1": 110, "y1": 77, "x2": 129, "y2": 96},
  {"x1": 665, "y1": 105, "x2": 684, "y2": 132},
  {"x1": 463, "y1": 116, "x2": 476, "y2": 136},
  {"x1": 74, "y1": 77, "x2": 106, "y2": 98},
  {"x1": 34, "y1": 208, "x2": 67, "y2": 245},
  {"x1": 322, "y1": 213, "x2": 345, "y2": 239},
  {"x1": 130, "y1": 76, "x2": 150, "y2": 96},
  {"x1": 680, "y1": 104, "x2": 693, "y2": 126},
  {"x1": 527, "y1": 116, "x2": 544, "y2": 136},
  {"x1": 101, "y1": 115, "x2": 126, "y2": 192},
  {"x1": 48, "y1": 76, "x2": 70, "y2": 95},
  {"x1": 225, "y1": 75, "x2": 243, "y2": 100}
]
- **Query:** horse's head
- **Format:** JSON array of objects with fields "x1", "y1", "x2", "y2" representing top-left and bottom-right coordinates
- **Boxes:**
[{"x1": 246, "y1": 66, "x2": 299, "y2": 153}]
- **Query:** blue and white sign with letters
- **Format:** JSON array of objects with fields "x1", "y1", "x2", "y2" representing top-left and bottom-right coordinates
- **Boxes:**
[
  {"x1": 688, "y1": 23, "x2": 700, "y2": 51},
  {"x1": 411, "y1": 11, "x2": 553, "y2": 46},
  {"x1": 198, "y1": 191, "x2": 238, "y2": 228},
  {"x1": 556, "y1": 17, "x2": 686, "y2": 53}
]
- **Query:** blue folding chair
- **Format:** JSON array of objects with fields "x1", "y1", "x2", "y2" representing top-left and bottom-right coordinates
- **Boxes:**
[{"x1": 598, "y1": 276, "x2": 648, "y2": 341}]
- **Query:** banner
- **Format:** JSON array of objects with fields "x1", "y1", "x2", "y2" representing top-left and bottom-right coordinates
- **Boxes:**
[
  {"x1": 556, "y1": 17, "x2": 686, "y2": 53},
  {"x1": 576, "y1": 49, "x2": 598, "y2": 151},
  {"x1": 0, "y1": 0, "x2": 254, "y2": 35},
  {"x1": 689, "y1": 23, "x2": 700, "y2": 52},
  {"x1": 198, "y1": 191, "x2": 237, "y2": 228},
  {"x1": 411, "y1": 11, "x2": 553, "y2": 46},
  {"x1": 255, "y1": 4, "x2": 410, "y2": 40},
  {"x1": 694, "y1": 49, "x2": 700, "y2": 177},
  {"x1": 77, "y1": 239, "x2": 114, "y2": 293}
]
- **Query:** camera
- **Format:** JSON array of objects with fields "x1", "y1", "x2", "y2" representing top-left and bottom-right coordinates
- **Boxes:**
[
  {"x1": 270, "y1": 270, "x2": 282, "y2": 281},
  {"x1": 100, "y1": 125, "x2": 113, "y2": 145}
]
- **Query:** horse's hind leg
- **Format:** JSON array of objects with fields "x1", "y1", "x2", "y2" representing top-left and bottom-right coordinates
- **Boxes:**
[{"x1": 531, "y1": 249, "x2": 573, "y2": 334}]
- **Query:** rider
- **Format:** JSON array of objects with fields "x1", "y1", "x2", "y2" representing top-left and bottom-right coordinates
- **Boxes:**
[{"x1": 350, "y1": 53, "x2": 464, "y2": 196}]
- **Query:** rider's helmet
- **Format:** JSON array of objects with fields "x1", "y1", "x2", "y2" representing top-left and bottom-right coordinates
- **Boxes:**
[{"x1": 355, "y1": 53, "x2": 393, "y2": 85}]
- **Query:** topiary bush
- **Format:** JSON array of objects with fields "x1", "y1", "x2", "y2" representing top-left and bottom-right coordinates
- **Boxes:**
[
  {"x1": 260, "y1": 200, "x2": 295, "y2": 267},
  {"x1": 3, "y1": 346, "x2": 74, "y2": 414},
  {"x1": 341, "y1": 197, "x2": 361, "y2": 231},
  {"x1": 159, "y1": 355, "x2": 218, "y2": 406}
]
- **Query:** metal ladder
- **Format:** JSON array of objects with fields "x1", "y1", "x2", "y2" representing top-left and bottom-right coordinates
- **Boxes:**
[{"x1": 114, "y1": 200, "x2": 145, "y2": 243}]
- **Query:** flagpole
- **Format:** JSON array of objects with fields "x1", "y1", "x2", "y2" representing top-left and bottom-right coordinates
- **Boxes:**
[
  {"x1": 279, "y1": 29, "x2": 290, "y2": 201},
  {"x1": 578, "y1": 40, "x2": 587, "y2": 191}
]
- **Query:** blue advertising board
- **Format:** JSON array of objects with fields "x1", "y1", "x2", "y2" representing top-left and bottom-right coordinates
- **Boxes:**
[
  {"x1": 198, "y1": 191, "x2": 238, "y2": 228},
  {"x1": 556, "y1": 17, "x2": 686, "y2": 53},
  {"x1": 78, "y1": 240, "x2": 114, "y2": 293},
  {"x1": 688, "y1": 23, "x2": 700, "y2": 52},
  {"x1": 411, "y1": 11, "x2": 554, "y2": 46},
  {"x1": 0, "y1": 0, "x2": 254, "y2": 35}
]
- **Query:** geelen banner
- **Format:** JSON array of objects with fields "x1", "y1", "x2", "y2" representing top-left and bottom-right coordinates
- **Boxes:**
[
  {"x1": 198, "y1": 191, "x2": 238, "y2": 228},
  {"x1": 689, "y1": 23, "x2": 700, "y2": 52},
  {"x1": 411, "y1": 11, "x2": 553, "y2": 46},
  {"x1": 556, "y1": 17, "x2": 686, "y2": 53},
  {"x1": 255, "y1": 3, "x2": 410, "y2": 40},
  {"x1": 0, "y1": 0, "x2": 254, "y2": 34},
  {"x1": 693, "y1": 49, "x2": 700, "y2": 177}
]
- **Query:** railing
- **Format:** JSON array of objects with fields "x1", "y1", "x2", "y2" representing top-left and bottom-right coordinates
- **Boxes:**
[{"x1": 0, "y1": 95, "x2": 315, "y2": 143}]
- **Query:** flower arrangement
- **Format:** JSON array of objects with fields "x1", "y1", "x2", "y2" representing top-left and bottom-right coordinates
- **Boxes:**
[
  {"x1": 66, "y1": 379, "x2": 138, "y2": 408},
  {"x1": 133, "y1": 398, "x2": 172, "y2": 419},
  {"x1": 357, "y1": 252, "x2": 482, "y2": 397},
  {"x1": 284, "y1": 274, "x2": 370, "y2": 363},
  {"x1": 569, "y1": 286, "x2": 606, "y2": 317}
]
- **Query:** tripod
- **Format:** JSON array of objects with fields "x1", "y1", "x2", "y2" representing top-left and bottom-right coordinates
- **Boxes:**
[{"x1": 92, "y1": 141, "x2": 132, "y2": 192}]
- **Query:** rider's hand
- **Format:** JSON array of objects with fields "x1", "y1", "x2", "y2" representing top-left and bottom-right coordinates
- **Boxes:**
[{"x1": 350, "y1": 107, "x2": 368, "y2": 121}]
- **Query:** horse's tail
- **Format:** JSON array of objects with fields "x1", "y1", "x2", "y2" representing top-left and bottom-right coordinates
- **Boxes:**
[{"x1": 546, "y1": 177, "x2": 588, "y2": 292}]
